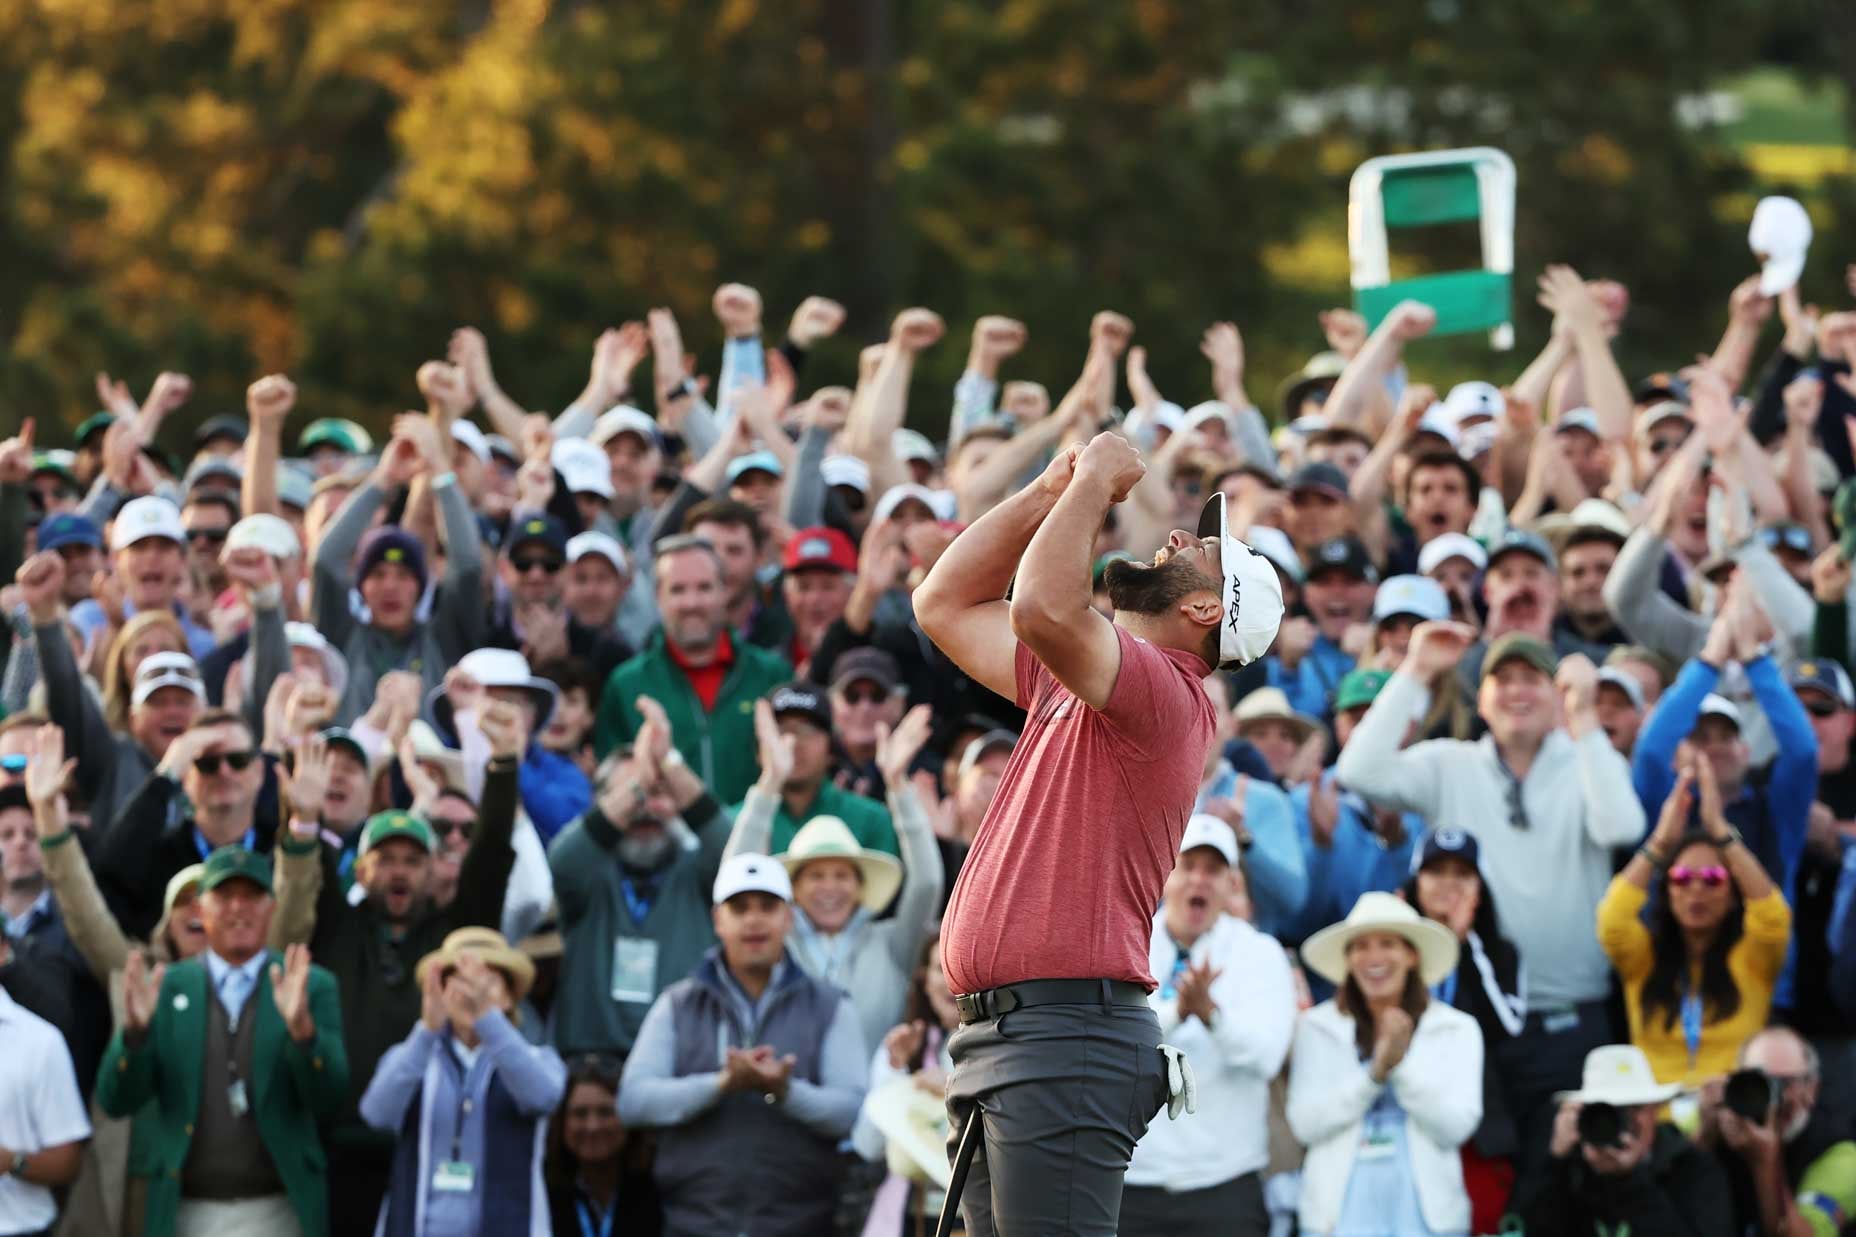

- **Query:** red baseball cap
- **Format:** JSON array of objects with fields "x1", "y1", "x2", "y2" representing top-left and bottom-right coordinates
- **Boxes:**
[{"x1": 782, "y1": 526, "x2": 857, "y2": 574}]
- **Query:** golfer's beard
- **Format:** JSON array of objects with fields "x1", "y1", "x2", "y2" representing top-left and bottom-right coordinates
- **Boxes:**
[
  {"x1": 1103, "y1": 555, "x2": 1213, "y2": 615},
  {"x1": 618, "y1": 826, "x2": 675, "y2": 870}
]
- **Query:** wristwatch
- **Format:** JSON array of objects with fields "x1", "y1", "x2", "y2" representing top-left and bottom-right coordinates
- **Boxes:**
[{"x1": 6, "y1": 1150, "x2": 28, "y2": 1178}]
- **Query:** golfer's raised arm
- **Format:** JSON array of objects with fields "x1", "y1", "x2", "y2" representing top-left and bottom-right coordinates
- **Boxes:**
[
  {"x1": 914, "y1": 445, "x2": 1080, "y2": 701},
  {"x1": 1010, "y1": 433, "x2": 1146, "y2": 709}
]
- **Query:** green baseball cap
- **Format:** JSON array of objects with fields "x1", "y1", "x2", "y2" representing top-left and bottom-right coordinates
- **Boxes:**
[
  {"x1": 317, "y1": 727, "x2": 370, "y2": 769},
  {"x1": 360, "y1": 810, "x2": 435, "y2": 856},
  {"x1": 1335, "y1": 668, "x2": 1393, "y2": 713},
  {"x1": 76, "y1": 411, "x2": 118, "y2": 446},
  {"x1": 299, "y1": 418, "x2": 373, "y2": 456},
  {"x1": 1482, "y1": 632, "x2": 1558, "y2": 681},
  {"x1": 29, "y1": 450, "x2": 79, "y2": 490},
  {"x1": 199, "y1": 845, "x2": 274, "y2": 895}
]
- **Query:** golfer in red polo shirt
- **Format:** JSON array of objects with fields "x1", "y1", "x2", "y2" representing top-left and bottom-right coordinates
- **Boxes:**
[{"x1": 914, "y1": 429, "x2": 1283, "y2": 1236}]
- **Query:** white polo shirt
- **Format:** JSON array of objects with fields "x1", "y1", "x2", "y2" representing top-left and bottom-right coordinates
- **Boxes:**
[{"x1": 0, "y1": 987, "x2": 91, "y2": 1234}]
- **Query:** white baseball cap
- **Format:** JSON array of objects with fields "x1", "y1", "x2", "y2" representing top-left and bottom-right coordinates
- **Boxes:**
[
  {"x1": 892, "y1": 428, "x2": 939, "y2": 465},
  {"x1": 1596, "y1": 667, "x2": 1646, "y2": 712},
  {"x1": 589, "y1": 405, "x2": 661, "y2": 449},
  {"x1": 566, "y1": 530, "x2": 628, "y2": 574},
  {"x1": 821, "y1": 455, "x2": 872, "y2": 495},
  {"x1": 873, "y1": 484, "x2": 956, "y2": 523},
  {"x1": 713, "y1": 853, "x2": 794, "y2": 905},
  {"x1": 1417, "y1": 531, "x2": 1488, "y2": 575},
  {"x1": 449, "y1": 419, "x2": 491, "y2": 465},
  {"x1": 1441, "y1": 381, "x2": 1503, "y2": 426},
  {"x1": 1555, "y1": 407, "x2": 1601, "y2": 437},
  {"x1": 1179, "y1": 813, "x2": 1239, "y2": 866},
  {"x1": 1197, "y1": 492, "x2": 1286, "y2": 669},
  {"x1": 1373, "y1": 574, "x2": 1449, "y2": 624},
  {"x1": 225, "y1": 513, "x2": 301, "y2": 560},
  {"x1": 1415, "y1": 411, "x2": 1461, "y2": 447},
  {"x1": 111, "y1": 496, "x2": 186, "y2": 552},
  {"x1": 1749, "y1": 196, "x2": 1811, "y2": 296},
  {"x1": 1699, "y1": 693, "x2": 1743, "y2": 730},
  {"x1": 551, "y1": 437, "x2": 615, "y2": 499},
  {"x1": 132, "y1": 651, "x2": 206, "y2": 707}
]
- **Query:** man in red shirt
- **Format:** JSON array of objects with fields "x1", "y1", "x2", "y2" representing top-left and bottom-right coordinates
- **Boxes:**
[{"x1": 915, "y1": 428, "x2": 1283, "y2": 1236}]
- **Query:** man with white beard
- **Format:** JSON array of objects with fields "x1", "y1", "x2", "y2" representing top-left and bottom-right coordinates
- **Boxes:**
[{"x1": 548, "y1": 696, "x2": 728, "y2": 1059}]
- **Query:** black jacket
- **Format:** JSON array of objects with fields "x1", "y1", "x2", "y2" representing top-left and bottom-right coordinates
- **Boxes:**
[
  {"x1": 1521, "y1": 1124, "x2": 1734, "y2": 1237},
  {"x1": 285, "y1": 757, "x2": 519, "y2": 1146},
  {"x1": 93, "y1": 762, "x2": 282, "y2": 942}
]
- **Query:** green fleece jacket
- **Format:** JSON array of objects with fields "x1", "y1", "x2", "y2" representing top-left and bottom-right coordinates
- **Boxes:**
[{"x1": 593, "y1": 630, "x2": 791, "y2": 805}]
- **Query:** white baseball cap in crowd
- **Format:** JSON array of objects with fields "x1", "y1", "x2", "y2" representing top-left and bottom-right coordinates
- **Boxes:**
[
  {"x1": 1179, "y1": 813, "x2": 1240, "y2": 866},
  {"x1": 712, "y1": 853, "x2": 794, "y2": 905},
  {"x1": 873, "y1": 483, "x2": 956, "y2": 523},
  {"x1": 892, "y1": 428, "x2": 939, "y2": 465},
  {"x1": 589, "y1": 405, "x2": 661, "y2": 449},
  {"x1": 1414, "y1": 410, "x2": 1461, "y2": 448},
  {"x1": 1373, "y1": 574, "x2": 1450, "y2": 624},
  {"x1": 551, "y1": 437, "x2": 616, "y2": 499},
  {"x1": 1749, "y1": 196, "x2": 1812, "y2": 296},
  {"x1": 821, "y1": 455, "x2": 872, "y2": 495},
  {"x1": 1244, "y1": 525, "x2": 1304, "y2": 585},
  {"x1": 1182, "y1": 402, "x2": 1234, "y2": 435},
  {"x1": 225, "y1": 513, "x2": 302, "y2": 560},
  {"x1": 566, "y1": 530, "x2": 628, "y2": 574},
  {"x1": 1699, "y1": 693, "x2": 1743, "y2": 730},
  {"x1": 132, "y1": 651, "x2": 207, "y2": 707},
  {"x1": 111, "y1": 496, "x2": 187, "y2": 552},
  {"x1": 1197, "y1": 492, "x2": 1287, "y2": 669},
  {"x1": 1596, "y1": 667, "x2": 1646, "y2": 713},
  {"x1": 1555, "y1": 407, "x2": 1601, "y2": 437},
  {"x1": 1442, "y1": 381, "x2": 1504, "y2": 426},
  {"x1": 450, "y1": 419, "x2": 491, "y2": 465},
  {"x1": 1417, "y1": 532, "x2": 1489, "y2": 576}
]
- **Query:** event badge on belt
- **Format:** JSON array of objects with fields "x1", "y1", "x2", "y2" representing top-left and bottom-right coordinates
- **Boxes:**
[
  {"x1": 611, "y1": 938, "x2": 659, "y2": 1004},
  {"x1": 432, "y1": 1161, "x2": 477, "y2": 1192}
]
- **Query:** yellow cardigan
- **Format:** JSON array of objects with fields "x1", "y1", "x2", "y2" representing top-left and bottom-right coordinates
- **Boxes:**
[{"x1": 1597, "y1": 878, "x2": 1792, "y2": 1088}]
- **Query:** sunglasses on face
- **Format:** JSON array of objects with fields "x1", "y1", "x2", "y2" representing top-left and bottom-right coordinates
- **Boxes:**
[
  {"x1": 512, "y1": 557, "x2": 563, "y2": 576},
  {"x1": 187, "y1": 528, "x2": 228, "y2": 546},
  {"x1": 432, "y1": 819, "x2": 475, "y2": 844},
  {"x1": 1669, "y1": 865, "x2": 1729, "y2": 887},
  {"x1": 1647, "y1": 434, "x2": 1689, "y2": 457},
  {"x1": 194, "y1": 750, "x2": 257, "y2": 776},
  {"x1": 838, "y1": 686, "x2": 888, "y2": 707},
  {"x1": 1805, "y1": 699, "x2": 1843, "y2": 719}
]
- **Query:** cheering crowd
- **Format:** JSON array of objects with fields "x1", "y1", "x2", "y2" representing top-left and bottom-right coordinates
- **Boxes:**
[{"x1": 3, "y1": 263, "x2": 1856, "y2": 1237}]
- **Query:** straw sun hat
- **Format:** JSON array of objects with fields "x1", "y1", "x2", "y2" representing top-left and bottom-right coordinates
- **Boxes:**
[{"x1": 1299, "y1": 892, "x2": 1460, "y2": 988}]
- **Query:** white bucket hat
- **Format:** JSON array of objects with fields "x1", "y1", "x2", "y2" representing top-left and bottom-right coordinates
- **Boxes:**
[
  {"x1": 426, "y1": 648, "x2": 560, "y2": 737},
  {"x1": 776, "y1": 816, "x2": 902, "y2": 912},
  {"x1": 1556, "y1": 1044, "x2": 1682, "y2": 1108},
  {"x1": 1300, "y1": 891, "x2": 1461, "y2": 988},
  {"x1": 1197, "y1": 492, "x2": 1286, "y2": 669}
]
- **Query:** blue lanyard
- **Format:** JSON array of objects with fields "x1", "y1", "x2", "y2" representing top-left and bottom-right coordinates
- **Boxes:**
[
  {"x1": 576, "y1": 1197, "x2": 615, "y2": 1237},
  {"x1": 1159, "y1": 946, "x2": 1190, "y2": 1000},
  {"x1": 620, "y1": 875, "x2": 657, "y2": 925},
  {"x1": 1680, "y1": 991, "x2": 1703, "y2": 1066},
  {"x1": 193, "y1": 826, "x2": 256, "y2": 860}
]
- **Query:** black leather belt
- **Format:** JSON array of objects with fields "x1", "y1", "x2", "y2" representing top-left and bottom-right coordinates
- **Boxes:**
[{"x1": 953, "y1": 978, "x2": 1150, "y2": 1025}]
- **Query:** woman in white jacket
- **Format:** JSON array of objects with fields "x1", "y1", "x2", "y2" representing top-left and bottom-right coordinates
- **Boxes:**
[{"x1": 1288, "y1": 892, "x2": 1483, "y2": 1237}]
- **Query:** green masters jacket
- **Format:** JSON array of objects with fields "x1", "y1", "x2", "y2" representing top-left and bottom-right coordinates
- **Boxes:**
[
  {"x1": 594, "y1": 629, "x2": 791, "y2": 804},
  {"x1": 95, "y1": 952, "x2": 348, "y2": 1237}
]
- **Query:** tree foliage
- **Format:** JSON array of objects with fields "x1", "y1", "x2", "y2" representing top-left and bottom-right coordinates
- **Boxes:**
[{"x1": 0, "y1": 0, "x2": 1844, "y2": 445}]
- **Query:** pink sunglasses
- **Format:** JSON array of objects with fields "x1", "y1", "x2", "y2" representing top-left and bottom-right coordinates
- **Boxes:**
[{"x1": 1668, "y1": 865, "x2": 1728, "y2": 888}]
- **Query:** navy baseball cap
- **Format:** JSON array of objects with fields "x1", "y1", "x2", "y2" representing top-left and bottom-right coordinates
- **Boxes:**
[
  {"x1": 1307, "y1": 535, "x2": 1378, "y2": 584},
  {"x1": 506, "y1": 514, "x2": 569, "y2": 559},
  {"x1": 1487, "y1": 527, "x2": 1558, "y2": 573},
  {"x1": 1789, "y1": 659, "x2": 1855, "y2": 711},
  {"x1": 36, "y1": 513, "x2": 103, "y2": 553},
  {"x1": 1414, "y1": 827, "x2": 1481, "y2": 874}
]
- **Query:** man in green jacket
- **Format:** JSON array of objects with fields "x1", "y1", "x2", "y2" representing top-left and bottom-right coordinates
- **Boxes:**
[
  {"x1": 595, "y1": 534, "x2": 790, "y2": 804},
  {"x1": 95, "y1": 845, "x2": 348, "y2": 1237}
]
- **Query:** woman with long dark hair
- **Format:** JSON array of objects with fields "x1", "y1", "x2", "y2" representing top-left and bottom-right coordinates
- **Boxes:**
[
  {"x1": 1401, "y1": 830, "x2": 1526, "y2": 1233},
  {"x1": 544, "y1": 1055, "x2": 661, "y2": 1237},
  {"x1": 1288, "y1": 892, "x2": 1482, "y2": 1236},
  {"x1": 1598, "y1": 755, "x2": 1790, "y2": 1087}
]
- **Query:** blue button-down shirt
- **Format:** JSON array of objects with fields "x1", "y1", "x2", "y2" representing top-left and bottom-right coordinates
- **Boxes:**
[{"x1": 203, "y1": 949, "x2": 269, "y2": 1027}]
